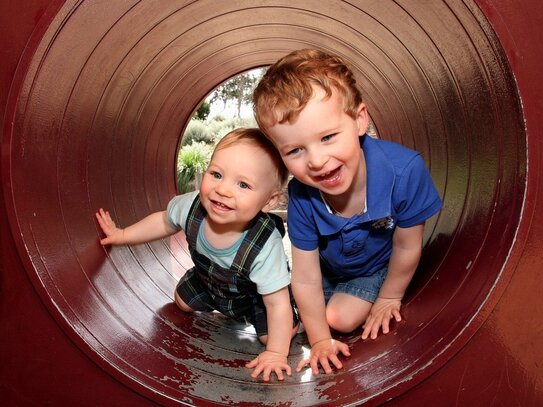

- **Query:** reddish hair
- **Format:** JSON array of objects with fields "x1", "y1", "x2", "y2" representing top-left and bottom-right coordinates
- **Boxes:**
[{"x1": 253, "y1": 49, "x2": 363, "y2": 132}]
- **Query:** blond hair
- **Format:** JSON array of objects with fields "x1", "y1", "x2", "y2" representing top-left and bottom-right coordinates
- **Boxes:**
[{"x1": 213, "y1": 128, "x2": 289, "y2": 188}]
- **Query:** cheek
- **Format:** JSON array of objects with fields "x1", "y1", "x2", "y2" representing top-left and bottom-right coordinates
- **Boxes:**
[
  {"x1": 199, "y1": 177, "x2": 211, "y2": 195},
  {"x1": 284, "y1": 160, "x2": 304, "y2": 176}
]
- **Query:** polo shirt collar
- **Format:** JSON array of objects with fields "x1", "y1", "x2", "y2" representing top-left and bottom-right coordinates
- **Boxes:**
[{"x1": 310, "y1": 135, "x2": 395, "y2": 235}]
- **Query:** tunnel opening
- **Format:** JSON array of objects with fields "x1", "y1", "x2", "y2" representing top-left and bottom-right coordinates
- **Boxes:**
[{"x1": 4, "y1": 1, "x2": 525, "y2": 406}]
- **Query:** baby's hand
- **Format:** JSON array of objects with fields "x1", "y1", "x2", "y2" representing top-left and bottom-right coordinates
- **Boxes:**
[
  {"x1": 95, "y1": 208, "x2": 124, "y2": 245},
  {"x1": 361, "y1": 297, "x2": 402, "y2": 340},
  {"x1": 245, "y1": 350, "x2": 291, "y2": 381},
  {"x1": 296, "y1": 338, "x2": 351, "y2": 375}
]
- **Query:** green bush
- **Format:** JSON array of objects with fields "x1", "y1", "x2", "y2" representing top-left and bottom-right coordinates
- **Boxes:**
[
  {"x1": 207, "y1": 117, "x2": 258, "y2": 142},
  {"x1": 177, "y1": 116, "x2": 259, "y2": 193},
  {"x1": 182, "y1": 119, "x2": 214, "y2": 146},
  {"x1": 195, "y1": 101, "x2": 210, "y2": 121},
  {"x1": 177, "y1": 142, "x2": 213, "y2": 193}
]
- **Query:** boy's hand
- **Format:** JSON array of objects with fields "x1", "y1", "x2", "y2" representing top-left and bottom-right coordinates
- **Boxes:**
[
  {"x1": 246, "y1": 350, "x2": 291, "y2": 381},
  {"x1": 296, "y1": 338, "x2": 350, "y2": 375},
  {"x1": 361, "y1": 297, "x2": 402, "y2": 340},
  {"x1": 95, "y1": 208, "x2": 124, "y2": 245}
]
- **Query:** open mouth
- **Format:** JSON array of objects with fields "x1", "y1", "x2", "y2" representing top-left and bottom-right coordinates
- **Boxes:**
[
  {"x1": 210, "y1": 199, "x2": 233, "y2": 212},
  {"x1": 315, "y1": 166, "x2": 342, "y2": 187}
]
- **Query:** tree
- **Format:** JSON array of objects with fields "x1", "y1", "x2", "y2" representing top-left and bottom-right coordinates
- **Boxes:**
[
  {"x1": 195, "y1": 101, "x2": 210, "y2": 121},
  {"x1": 210, "y1": 68, "x2": 264, "y2": 118}
]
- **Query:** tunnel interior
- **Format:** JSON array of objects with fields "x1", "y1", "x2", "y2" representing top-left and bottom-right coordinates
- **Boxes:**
[{"x1": 4, "y1": 1, "x2": 525, "y2": 405}]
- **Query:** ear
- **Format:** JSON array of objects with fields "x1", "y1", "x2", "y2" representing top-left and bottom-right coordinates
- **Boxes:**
[
  {"x1": 355, "y1": 103, "x2": 369, "y2": 135},
  {"x1": 261, "y1": 190, "x2": 282, "y2": 213}
]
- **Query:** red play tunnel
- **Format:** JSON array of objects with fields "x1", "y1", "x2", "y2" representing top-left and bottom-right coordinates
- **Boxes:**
[{"x1": 1, "y1": 1, "x2": 542, "y2": 405}]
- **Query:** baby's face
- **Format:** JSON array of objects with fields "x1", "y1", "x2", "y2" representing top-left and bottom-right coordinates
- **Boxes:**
[
  {"x1": 199, "y1": 143, "x2": 279, "y2": 231},
  {"x1": 266, "y1": 86, "x2": 368, "y2": 198}
]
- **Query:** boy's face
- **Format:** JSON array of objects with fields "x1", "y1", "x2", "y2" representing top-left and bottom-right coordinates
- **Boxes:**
[
  {"x1": 199, "y1": 143, "x2": 279, "y2": 231},
  {"x1": 266, "y1": 86, "x2": 368, "y2": 198}
]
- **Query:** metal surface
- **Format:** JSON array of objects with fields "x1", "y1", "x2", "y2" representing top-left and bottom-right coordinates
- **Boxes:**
[{"x1": 1, "y1": 0, "x2": 541, "y2": 405}]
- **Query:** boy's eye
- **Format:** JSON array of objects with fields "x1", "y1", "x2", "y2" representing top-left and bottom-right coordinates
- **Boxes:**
[
  {"x1": 322, "y1": 134, "x2": 335, "y2": 142},
  {"x1": 239, "y1": 181, "x2": 251, "y2": 189},
  {"x1": 286, "y1": 147, "x2": 301, "y2": 156},
  {"x1": 210, "y1": 171, "x2": 222, "y2": 179}
]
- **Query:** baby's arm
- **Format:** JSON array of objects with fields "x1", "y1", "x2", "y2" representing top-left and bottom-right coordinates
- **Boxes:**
[
  {"x1": 291, "y1": 247, "x2": 350, "y2": 375},
  {"x1": 96, "y1": 208, "x2": 177, "y2": 246},
  {"x1": 361, "y1": 223, "x2": 424, "y2": 340},
  {"x1": 246, "y1": 286, "x2": 294, "y2": 381}
]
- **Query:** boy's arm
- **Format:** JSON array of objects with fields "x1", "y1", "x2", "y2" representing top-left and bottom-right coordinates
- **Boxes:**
[
  {"x1": 361, "y1": 223, "x2": 424, "y2": 340},
  {"x1": 291, "y1": 247, "x2": 350, "y2": 374},
  {"x1": 96, "y1": 208, "x2": 177, "y2": 246},
  {"x1": 246, "y1": 286, "x2": 294, "y2": 381}
]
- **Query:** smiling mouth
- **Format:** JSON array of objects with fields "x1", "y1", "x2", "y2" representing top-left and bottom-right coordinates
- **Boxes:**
[
  {"x1": 315, "y1": 167, "x2": 341, "y2": 183},
  {"x1": 210, "y1": 199, "x2": 233, "y2": 211}
]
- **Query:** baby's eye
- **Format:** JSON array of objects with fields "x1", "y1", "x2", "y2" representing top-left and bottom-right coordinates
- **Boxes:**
[
  {"x1": 239, "y1": 181, "x2": 251, "y2": 189},
  {"x1": 209, "y1": 171, "x2": 222, "y2": 179}
]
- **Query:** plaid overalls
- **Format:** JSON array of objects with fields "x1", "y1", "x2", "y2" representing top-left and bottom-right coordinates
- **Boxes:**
[{"x1": 175, "y1": 195, "x2": 298, "y2": 336}]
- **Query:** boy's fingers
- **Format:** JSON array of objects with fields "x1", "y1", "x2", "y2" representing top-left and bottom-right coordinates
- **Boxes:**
[
  {"x1": 341, "y1": 345, "x2": 351, "y2": 357},
  {"x1": 318, "y1": 357, "x2": 333, "y2": 374},
  {"x1": 329, "y1": 354, "x2": 343, "y2": 370},
  {"x1": 361, "y1": 324, "x2": 371, "y2": 339}
]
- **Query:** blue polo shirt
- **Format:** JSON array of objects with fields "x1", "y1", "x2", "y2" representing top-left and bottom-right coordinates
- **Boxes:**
[{"x1": 287, "y1": 135, "x2": 442, "y2": 278}]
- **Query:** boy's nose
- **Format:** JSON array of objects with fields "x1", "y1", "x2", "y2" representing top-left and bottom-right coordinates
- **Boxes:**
[{"x1": 307, "y1": 151, "x2": 327, "y2": 170}]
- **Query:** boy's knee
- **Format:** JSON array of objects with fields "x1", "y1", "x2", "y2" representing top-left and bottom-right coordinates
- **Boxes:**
[{"x1": 326, "y1": 307, "x2": 365, "y2": 333}]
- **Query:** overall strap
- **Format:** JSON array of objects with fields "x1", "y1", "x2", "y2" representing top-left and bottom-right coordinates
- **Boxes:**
[
  {"x1": 231, "y1": 212, "x2": 276, "y2": 277},
  {"x1": 185, "y1": 194, "x2": 205, "y2": 254}
]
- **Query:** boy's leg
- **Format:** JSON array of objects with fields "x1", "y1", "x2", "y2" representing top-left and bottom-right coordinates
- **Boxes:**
[
  {"x1": 322, "y1": 265, "x2": 389, "y2": 333},
  {"x1": 326, "y1": 293, "x2": 372, "y2": 333}
]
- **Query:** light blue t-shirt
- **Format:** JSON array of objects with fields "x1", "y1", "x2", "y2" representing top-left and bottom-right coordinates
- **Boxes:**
[{"x1": 166, "y1": 191, "x2": 290, "y2": 295}]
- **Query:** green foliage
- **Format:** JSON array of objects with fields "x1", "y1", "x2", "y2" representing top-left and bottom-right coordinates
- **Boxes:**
[
  {"x1": 210, "y1": 68, "x2": 264, "y2": 118},
  {"x1": 177, "y1": 69, "x2": 264, "y2": 193},
  {"x1": 195, "y1": 101, "x2": 210, "y2": 121},
  {"x1": 182, "y1": 119, "x2": 214, "y2": 146},
  {"x1": 177, "y1": 142, "x2": 213, "y2": 194},
  {"x1": 207, "y1": 118, "x2": 238, "y2": 141}
]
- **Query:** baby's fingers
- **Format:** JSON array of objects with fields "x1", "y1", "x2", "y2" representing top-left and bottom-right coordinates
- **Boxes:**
[
  {"x1": 296, "y1": 357, "x2": 310, "y2": 372},
  {"x1": 246, "y1": 357, "x2": 259, "y2": 369},
  {"x1": 273, "y1": 364, "x2": 291, "y2": 381},
  {"x1": 100, "y1": 236, "x2": 113, "y2": 246},
  {"x1": 249, "y1": 364, "x2": 265, "y2": 379}
]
